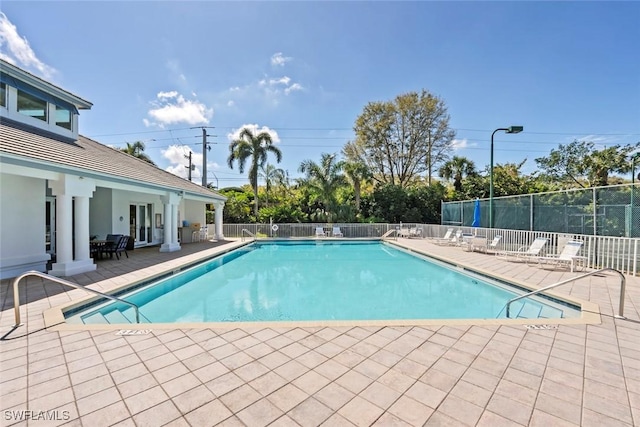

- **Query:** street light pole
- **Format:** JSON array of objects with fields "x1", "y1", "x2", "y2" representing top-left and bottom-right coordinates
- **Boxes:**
[{"x1": 490, "y1": 125, "x2": 524, "y2": 228}]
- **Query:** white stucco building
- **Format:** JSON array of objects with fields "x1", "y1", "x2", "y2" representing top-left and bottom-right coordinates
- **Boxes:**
[{"x1": 0, "y1": 59, "x2": 226, "y2": 279}]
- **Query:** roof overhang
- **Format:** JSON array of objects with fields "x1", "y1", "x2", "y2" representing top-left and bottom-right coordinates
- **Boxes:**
[
  {"x1": 0, "y1": 59, "x2": 92, "y2": 110},
  {"x1": 0, "y1": 153, "x2": 226, "y2": 202}
]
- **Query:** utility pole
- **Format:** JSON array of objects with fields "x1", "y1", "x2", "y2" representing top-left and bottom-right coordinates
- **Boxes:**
[
  {"x1": 201, "y1": 128, "x2": 208, "y2": 187},
  {"x1": 192, "y1": 126, "x2": 215, "y2": 187},
  {"x1": 184, "y1": 151, "x2": 194, "y2": 181}
]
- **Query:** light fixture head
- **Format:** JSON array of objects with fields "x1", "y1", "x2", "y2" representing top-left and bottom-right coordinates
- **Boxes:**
[{"x1": 507, "y1": 126, "x2": 524, "y2": 134}]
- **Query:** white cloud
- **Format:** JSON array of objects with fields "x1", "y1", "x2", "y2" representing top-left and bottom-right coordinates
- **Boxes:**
[
  {"x1": 284, "y1": 83, "x2": 303, "y2": 95},
  {"x1": 271, "y1": 52, "x2": 292, "y2": 67},
  {"x1": 451, "y1": 138, "x2": 474, "y2": 150},
  {"x1": 145, "y1": 91, "x2": 213, "y2": 128},
  {"x1": 572, "y1": 134, "x2": 619, "y2": 146},
  {"x1": 269, "y1": 76, "x2": 291, "y2": 86},
  {"x1": 0, "y1": 12, "x2": 55, "y2": 78},
  {"x1": 227, "y1": 124, "x2": 281, "y2": 144},
  {"x1": 163, "y1": 144, "x2": 219, "y2": 183},
  {"x1": 157, "y1": 91, "x2": 179, "y2": 99},
  {"x1": 227, "y1": 100, "x2": 235, "y2": 107}
]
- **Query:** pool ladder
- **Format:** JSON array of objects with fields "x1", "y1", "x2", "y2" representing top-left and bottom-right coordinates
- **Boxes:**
[
  {"x1": 505, "y1": 267, "x2": 626, "y2": 319},
  {"x1": 11, "y1": 270, "x2": 140, "y2": 327}
]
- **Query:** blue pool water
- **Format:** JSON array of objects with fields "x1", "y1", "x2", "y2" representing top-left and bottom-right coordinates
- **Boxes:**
[{"x1": 68, "y1": 241, "x2": 579, "y2": 324}]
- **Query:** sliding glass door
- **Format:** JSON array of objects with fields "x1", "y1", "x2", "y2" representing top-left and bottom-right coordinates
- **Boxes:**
[{"x1": 129, "y1": 203, "x2": 153, "y2": 245}]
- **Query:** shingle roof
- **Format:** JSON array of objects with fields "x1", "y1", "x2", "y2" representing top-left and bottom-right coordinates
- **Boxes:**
[{"x1": 0, "y1": 121, "x2": 225, "y2": 201}]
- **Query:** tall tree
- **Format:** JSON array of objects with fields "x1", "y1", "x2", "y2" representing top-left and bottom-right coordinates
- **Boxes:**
[
  {"x1": 343, "y1": 160, "x2": 371, "y2": 214},
  {"x1": 351, "y1": 90, "x2": 455, "y2": 188},
  {"x1": 439, "y1": 156, "x2": 476, "y2": 192},
  {"x1": 121, "y1": 141, "x2": 156, "y2": 166},
  {"x1": 298, "y1": 153, "x2": 347, "y2": 222},
  {"x1": 227, "y1": 128, "x2": 282, "y2": 217},
  {"x1": 535, "y1": 140, "x2": 640, "y2": 188},
  {"x1": 259, "y1": 163, "x2": 285, "y2": 207}
]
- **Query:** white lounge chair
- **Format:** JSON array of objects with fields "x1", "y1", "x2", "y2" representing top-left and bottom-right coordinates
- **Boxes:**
[
  {"x1": 531, "y1": 240, "x2": 585, "y2": 272},
  {"x1": 463, "y1": 235, "x2": 501, "y2": 253},
  {"x1": 434, "y1": 229, "x2": 462, "y2": 246},
  {"x1": 495, "y1": 237, "x2": 548, "y2": 261},
  {"x1": 332, "y1": 226, "x2": 343, "y2": 237},
  {"x1": 431, "y1": 228, "x2": 454, "y2": 244},
  {"x1": 315, "y1": 227, "x2": 326, "y2": 238}
]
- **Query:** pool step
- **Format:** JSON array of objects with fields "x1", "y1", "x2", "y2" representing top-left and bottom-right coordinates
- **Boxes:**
[
  {"x1": 516, "y1": 301, "x2": 543, "y2": 319},
  {"x1": 81, "y1": 312, "x2": 109, "y2": 324},
  {"x1": 510, "y1": 300, "x2": 566, "y2": 319},
  {"x1": 103, "y1": 309, "x2": 133, "y2": 324},
  {"x1": 539, "y1": 305, "x2": 564, "y2": 319}
]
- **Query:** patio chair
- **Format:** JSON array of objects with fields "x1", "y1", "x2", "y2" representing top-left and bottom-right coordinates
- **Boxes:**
[
  {"x1": 409, "y1": 227, "x2": 422, "y2": 238},
  {"x1": 495, "y1": 237, "x2": 548, "y2": 261},
  {"x1": 102, "y1": 235, "x2": 130, "y2": 260},
  {"x1": 315, "y1": 227, "x2": 326, "y2": 237},
  {"x1": 397, "y1": 227, "x2": 410, "y2": 238},
  {"x1": 531, "y1": 240, "x2": 585, "y2": 272},
  {"x1": 332, "y1": 226, "x2": 343, "y2": 237},
  {"x1": 430, "y1": 228, "x2": 454, "y2": 244}
]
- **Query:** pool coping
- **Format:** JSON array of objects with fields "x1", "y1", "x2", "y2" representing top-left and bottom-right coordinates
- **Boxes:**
[{"x1": 42, "y1": 238, "x2": 601, "y2": 331}]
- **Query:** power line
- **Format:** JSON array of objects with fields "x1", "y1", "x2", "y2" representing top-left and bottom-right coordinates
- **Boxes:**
[{"x1": 86, "y1": 125, "x2": 640, "y2": 140}]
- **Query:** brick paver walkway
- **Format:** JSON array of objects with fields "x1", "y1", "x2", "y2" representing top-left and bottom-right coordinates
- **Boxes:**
[{"x1": 1, "y1": 238, "x2": 639, "y2": 426}]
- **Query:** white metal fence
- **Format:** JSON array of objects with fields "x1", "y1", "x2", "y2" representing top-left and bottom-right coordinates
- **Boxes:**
[{"x1": 222, "y1": 222, "x2": 640, "y2": 275}]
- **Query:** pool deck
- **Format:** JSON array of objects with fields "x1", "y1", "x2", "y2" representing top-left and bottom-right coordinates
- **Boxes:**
[{"x1": 1, "y1": 237, "x2": 639, "y2": 426}]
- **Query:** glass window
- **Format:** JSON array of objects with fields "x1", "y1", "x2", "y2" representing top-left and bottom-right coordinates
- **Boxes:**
[
  {"x1": 55, "y1": 105, "x2": 72, "y2": 129},
  {"x1": 0, "y1": 82, "x2": 5, "y2": 108},
  {"x1": 17, "y1": 89, "x2": 47, "y2": 121}
]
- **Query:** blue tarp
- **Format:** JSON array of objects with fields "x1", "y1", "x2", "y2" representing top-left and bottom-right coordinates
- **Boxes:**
[{"x1": 472, "y1": 199, "x2": 481, "y2": 227}]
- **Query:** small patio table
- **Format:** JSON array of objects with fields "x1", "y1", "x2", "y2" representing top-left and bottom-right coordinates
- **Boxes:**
[{"x1": 90, "y1": 240, "x2": 113, "y2": 259}]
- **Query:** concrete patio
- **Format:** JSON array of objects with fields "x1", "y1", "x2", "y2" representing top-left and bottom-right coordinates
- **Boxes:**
[{"x1": 1, "y1": 238, "x2": 639, "y2": 426}]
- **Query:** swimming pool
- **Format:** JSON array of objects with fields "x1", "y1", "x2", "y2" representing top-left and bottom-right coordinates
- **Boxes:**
[{"x1": 66, "y1": 240, "x2": 580, "y2": 324}]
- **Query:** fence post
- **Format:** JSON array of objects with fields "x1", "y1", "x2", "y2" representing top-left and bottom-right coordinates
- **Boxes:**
[
  {"x1": 593, "y1": 188, "x2": 597, "y2": 236},
  {"x1": 634, "y1": 238, "x2": 638, "y2": 276},
  {"x1": 530, "y1": 194, "x2": 534, "y2": 231}
]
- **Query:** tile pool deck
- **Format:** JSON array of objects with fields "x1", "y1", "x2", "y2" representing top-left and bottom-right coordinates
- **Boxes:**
[{"x1": 1, "y1": 238, "x2": 639, "y2": 426}]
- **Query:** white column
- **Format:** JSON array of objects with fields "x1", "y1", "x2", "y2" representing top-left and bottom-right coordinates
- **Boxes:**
[
  {"x1": 171, "y1": 204, "x2": 179, "y2": 245},
  {"x1": 49, "y1": 175, "x2": 96, "y2": 276},
  {"x1": 74, "y1": 196, "x2": 91, "y2": 261},
  {"x1": 160, "y1": 193, "x2": 181, "y2": 253},
  {"x1": 162, "y1": 202, "x2": 171, "y2": 246},
  {"x1": 54, "y1": 194, "x2": 73, "y2": 265},
  {"x1": 214, "y1": 201, "x2": 225, "y2": 240}
]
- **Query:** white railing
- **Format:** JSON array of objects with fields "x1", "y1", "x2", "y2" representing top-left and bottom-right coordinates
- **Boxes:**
[{"x1": 223, "y1": 223, "x2": 640, "y2": 275}]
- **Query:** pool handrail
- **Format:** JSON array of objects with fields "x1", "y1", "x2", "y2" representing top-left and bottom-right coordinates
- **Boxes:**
[
  {"x1": 12, "y1": 270, "x2": 140, "y2": 326},
  {"x1": 241, "y1": 229, "x2": 256, "y2": 242},
  {"x1": 381, "y1": 229, "x2": 397, "y2": 240},
  {"x1": 505, "y1": 267, "x2": 626, "y2": 319}
]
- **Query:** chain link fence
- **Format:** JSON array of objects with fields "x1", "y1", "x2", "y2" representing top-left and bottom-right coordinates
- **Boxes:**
[{"x1": 442, "y1": 183, "x2": 640, "y2": 237}]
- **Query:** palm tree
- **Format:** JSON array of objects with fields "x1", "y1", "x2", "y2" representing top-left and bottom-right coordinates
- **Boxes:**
[
  {"x1": 298, "y1": 153, "x2": 347, "y2": 222},
  {"x1": 259, "y1": 164, "x2": 285, "y2": 207},
  {"x1": 343, "y1": 161, "x2": 371, "y2": 214},
  {"x1": 227, "y1": 128, "x2": 282, "y2": 217},
  {"x1": 439, "y1": 156, "x2": 476, "y2": 192},
  {"x1": 121, "y1": 141, "x2": 156, "y2": 166}
]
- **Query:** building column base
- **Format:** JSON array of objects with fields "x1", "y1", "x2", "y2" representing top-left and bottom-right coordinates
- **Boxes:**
[
  {"x1": 49, "y1": 258, "x2": 97, "y2": 277},
  {"x1": 159, "y1": 243, "x2": 181, "y2": 253}
]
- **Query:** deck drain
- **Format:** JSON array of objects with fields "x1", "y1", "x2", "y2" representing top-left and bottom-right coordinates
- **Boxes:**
[
  {"x1": 524, "y1": 324, "x2": 558, "y2": 330},
  {"x1": 116, "y1": 329, "x2": 152, "y2": 336}
]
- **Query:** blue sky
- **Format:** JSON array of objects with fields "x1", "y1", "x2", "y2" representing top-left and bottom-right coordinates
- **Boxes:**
[{"x1": 1, "y1": 2, "x2": 639, "y2": 188}]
